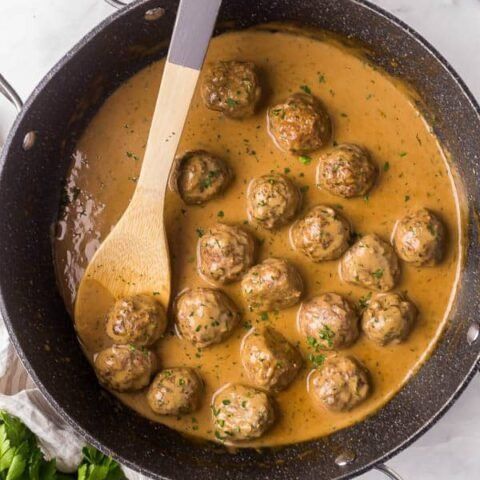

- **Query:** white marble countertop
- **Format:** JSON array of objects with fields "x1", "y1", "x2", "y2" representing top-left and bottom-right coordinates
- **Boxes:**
[{"x1": 0, "y1": 1, "x2": 479, "y2": 479}]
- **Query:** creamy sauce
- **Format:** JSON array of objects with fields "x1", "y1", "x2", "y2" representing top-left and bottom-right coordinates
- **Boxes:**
[{"x1": 54, "y1": 29, "x2": 461, "y2": 447}]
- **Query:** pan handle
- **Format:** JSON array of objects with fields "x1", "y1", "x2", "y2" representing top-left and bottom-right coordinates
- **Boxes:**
[
  {"x1": 375, "y1": 463, "x2": 404, "y2": 479},
  {"x1": 103, "y1": 0, "x2": 128, "y2": 8},
  {"x1": 0, "y1": 73, "x2": 23, "y2": 113}
]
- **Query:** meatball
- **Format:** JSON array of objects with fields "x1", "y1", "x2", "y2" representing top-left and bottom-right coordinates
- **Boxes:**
[
  {"x1": 393, "y1": 208, "x2": 446, "y2": 266},
  {"x1": 290, "y1": 205, "x2": 351, "y2": 261},
  {"x1": 316, "y1": 144, "x2": 377, "y2": 198},
  {"x1": 241, "y1": 258, "x2": 303, "y2": 312},
  {"x1": 175, "y1": 287, "x2": 240, "y2": 348},
  {"x1": 94, "y1": 345, "x2": 156, "y2": 392},
  {"x1": 241, "y1": 326, "x2": 302, "y2": 392},
  {"x1": 362, "y1": 293, "x2": 417, "y2": 346},
  {"x1": 247, "y1": 174, "x2": 301, "y2": 229},
  {"x1": 173, "y1": 150, "x2": 232, "y2": 205},
  {"x1": 147, "y1": 367, "x2": 203, "y2": 415},
  {"x1": 197, "y1": 223, "x2": 255, "y2": 284},
  {"x1": 201, "y1": 61, "x2": 261, "y2": 118},
  {"x1": 105, "y1": 294, "x2": 167, "y2": 347},
  {"x1": 309, "y1": 355, "x2": 370, "y2": 411},
  {"x1": 268, "y1": 93, "x2": 331, "y2": 153},
  {"x1": 298, "y1": 293, "x2": 359, "y2": 350},
  {"x1": 340, "y1": 234, "x2": 400, "y2": 292},
  {"x1": 212, "y1": 383, "x2": 275, "y2": 441}
]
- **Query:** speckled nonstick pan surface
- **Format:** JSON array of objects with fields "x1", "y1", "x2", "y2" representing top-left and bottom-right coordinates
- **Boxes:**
[{"x1": 0, "y1": 1, "x2": 479, "y2": 479}]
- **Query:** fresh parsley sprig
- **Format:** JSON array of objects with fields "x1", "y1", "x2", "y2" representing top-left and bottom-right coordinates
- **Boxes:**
[{"x1": 0, "y1": 411, "x2": 125, "y2": 480}]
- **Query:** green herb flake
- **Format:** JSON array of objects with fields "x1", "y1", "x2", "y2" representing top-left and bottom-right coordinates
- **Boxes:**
[
  {"x1": 383, "y1": 161, "x2": 390, "y2": 172},
  {"x1": 404, "y1": 195, "x2": 410, "y2": 202},
  {"x1": 222, "y1": 399, "x2": 231, "y2": 406},
  {"x1": 299, "y1": 155, "x2": 312, "y2": 165},
  {"x1": 217, "y1": 210, "x2": 225, "y2": 218},
  {"x1": 399, "y1": 151, "x2": 408, "y2": 157},
  {"x1": 284, "y1": 167, "x2": 291, "y2": 174},
  {"x1": 126, "y1": 151, "x2": 139, "y2": 161},
  {"x1": 196, "y1": 228, "x2": 204, "y2": 238},
  {"x1": 300, "y1": 84, "x2": 312, "y2": 94},
  {"x1": 226, "y1": 98, "x2": 237, "y2": 107},
  {"x1": 260, "y1": 312, "x2": 269, "y2": 321},
  {"x1": 308, "y1": 353, "x2": 326, "y2": 367},
  {"x1": 358, "y1": 292, "x2": 372, "y2": 309},
  {"x1": 318, "y1": 74, "x2": 326, "y2": 83},
  {"x1": 372, "y1": 269, "x2": 384, "y2": 279}
]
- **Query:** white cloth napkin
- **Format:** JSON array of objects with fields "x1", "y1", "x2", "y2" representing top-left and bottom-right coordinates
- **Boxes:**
[{"x1": 0, "y1": 315, "x2": 144, "y2": 479}]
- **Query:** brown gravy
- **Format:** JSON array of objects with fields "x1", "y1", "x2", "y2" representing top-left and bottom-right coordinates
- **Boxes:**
[{"x1": 54, "y1": 28, "x2": 462, "y2": 447}]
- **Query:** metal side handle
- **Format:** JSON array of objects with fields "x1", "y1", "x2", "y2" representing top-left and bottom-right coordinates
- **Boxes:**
[
  {"x1": 0, "y1": 73, "x2": 23, "y2": 113},
  {"x1": 375, "y1": 463, "x2": 404, "y2": 479},
  {"x1": 104, "y1": 0, "x2": 128, "y2": 8}
]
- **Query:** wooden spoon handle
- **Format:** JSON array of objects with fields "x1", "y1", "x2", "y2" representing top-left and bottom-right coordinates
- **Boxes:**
[{"x1": 136, "y1": 0, "x2": 222, "y2": 195}]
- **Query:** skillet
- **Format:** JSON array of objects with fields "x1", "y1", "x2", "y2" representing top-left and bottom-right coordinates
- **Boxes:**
[{"x1": 0, "y1": 1, "x2": 479, "y2": 479}]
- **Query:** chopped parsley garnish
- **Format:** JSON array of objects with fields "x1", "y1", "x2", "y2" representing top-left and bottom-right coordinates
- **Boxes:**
[
  {"x1": 318, "y1": 74, "x2": 326, "y2": 83},
  {"x1": 217, "y1": 210, "x2": 224, "y2": 218},
  {"x1": 284, "y1": 167, "x2": 291, "y2": 174},
  {"x1": 200, "y1": 170, "x2": 219, "y2": 191},
  {"x1": 372, "y1": 269, "x2": 384, "y2": 279},
  {"x1": 226, "y1": 98, "x2": 237, "y2": 107},
  {"x1": 126, "y1": 151, "x2": 139, "y2": 161},
  {"x1": 318, "y1": 325, "x2": 335, "y2": 348},
  {"x1": 399, "y1": 151, "x2": 408, "y2": 157},
  {"x1": 308, "y1": 353, "x2": 326, "y2": 367},
  {"x1": 358, "y1": 292, "x2": 372, "y2": 309},
  {"x1": 383, "y1": 161, "x2": 390, "y2": 172},
  {"x1": 196, "y1": 228, "x2": 204, "y2": 237},
  {"x1": 222, "y1": 399, "x2": 231, "y2": 405},
  {"x1": 300, "y1": 84, "x2": 312, "y2": 94},
  {"x1": 260, "y1": 312, "x2": 269, "y2": 321},
  {"x1": 299, "y1": 155, "x2": 312, "y2": 165}
]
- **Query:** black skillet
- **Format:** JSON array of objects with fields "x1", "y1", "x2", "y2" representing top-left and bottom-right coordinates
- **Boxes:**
[{"x1": 0, "y1": 1, "x2": 479, "y2": 479}]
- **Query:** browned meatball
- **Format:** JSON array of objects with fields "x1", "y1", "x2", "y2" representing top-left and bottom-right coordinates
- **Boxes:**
[
  {"x1": 241, "y1": 326, "x2": 302, "y2": 392},
  {"x1": 212, "y1": 383, "x2": 275, "y2": 441},
  {"x1": 201, "y1": 61, "x2": 261, "y2": 118},
  {"x1": 340, "y1": 234, "x2": 400, "y2": 292},
  {"x1": 362, "y1": 293, "x2": 417, "y2": 346},
  {"x1": 197, "y1": 223, "x2": 256, "y2": 284},
  {"x1": 298, "y1": 293, "x2": 359, "y2": 350},
  {"x1": 247, "y1": 174, "x2": 301, "y2": 229},
  {"x1": 316, "y1": 144, "x2": 377, "y2": 198},
  {"x1": 147, "y1": 367, "x2": 203, "y2": 415},
  {"x1": 94, "y1": 345, "x2": 156, "y2": 392},
  {"x1": 268, "y1": 93, "x2": 331, "y2": 153},
  {"x1": 393, "y1": 208, "x2": 446, "y2": 266},
  {"x1": 290, "y1": 205, "x2": 351, "y2": 261},
  {"x1": 175, "y1": 287, "x2": 240, "y2": 348},
  {"x1": 173, "y1": 150, "x2": 232, "y2": 205},
  {"x1": 105, "y1": 294, "x2": 167, "y2": 347},
  {"x1": 241, "y1": 258, "x2": 303, "y2": 312},
  {"x1": 309, "y1": 355, "x2": 370, "y2": 411}
]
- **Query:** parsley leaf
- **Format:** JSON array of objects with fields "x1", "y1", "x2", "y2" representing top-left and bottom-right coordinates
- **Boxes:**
[{"x1": 0, "y1": 411, "x2": 125, "y2": 480}]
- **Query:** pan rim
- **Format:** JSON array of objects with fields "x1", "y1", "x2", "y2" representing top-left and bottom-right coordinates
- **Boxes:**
[{"x1": 0, "y1": 0, "x2": 479, "y2": 478}]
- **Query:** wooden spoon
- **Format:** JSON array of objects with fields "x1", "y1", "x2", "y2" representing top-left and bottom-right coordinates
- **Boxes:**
[{"x1": 74, "y1": 0, "x2": 222, "y2": 352}]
